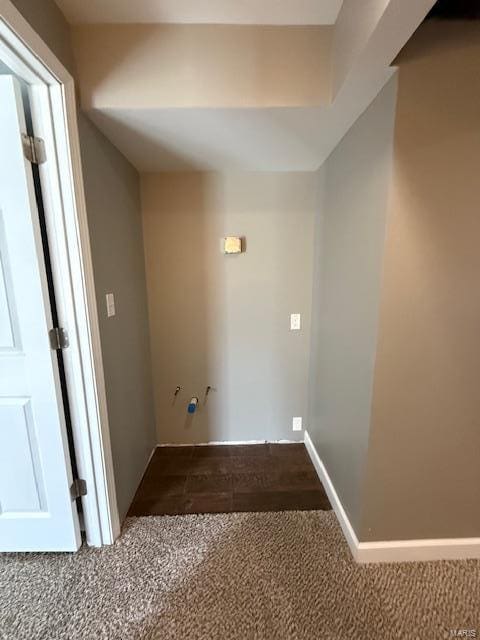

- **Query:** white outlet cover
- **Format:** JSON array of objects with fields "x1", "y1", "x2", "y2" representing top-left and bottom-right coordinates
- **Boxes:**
[
  {"x1": 106, "y1": 292, "x2": 116, "y2": 317},
  {"x1": 292, "y1": 417, "x2": 302, "y2": 431},
  {"x1": 290, "y1": 313, "x2": 301, "y2": 330}
]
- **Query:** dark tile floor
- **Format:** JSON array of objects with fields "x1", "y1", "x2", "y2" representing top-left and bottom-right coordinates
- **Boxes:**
[{"x1": 128, "y1": 443, "x2": 332, "y2": 516}]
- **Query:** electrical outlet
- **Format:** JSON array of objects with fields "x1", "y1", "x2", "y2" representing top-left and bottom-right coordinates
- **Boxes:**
[
  {"x1": 106, "y1": 293, "x2": 116, "y2": 317},
  {"x1": 290, "y1": 313, "x2": 301, "y2": 331},
  {"x1": 292, "y1": 416, "x2": 302, "y2": 432}
]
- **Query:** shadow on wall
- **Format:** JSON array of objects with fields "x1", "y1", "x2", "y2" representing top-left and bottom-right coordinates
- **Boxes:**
[
  {"x1": 395, "y1": 13, "x2": 480, "y2": 64},
  {"x1": 141, "y1": 172, "x2": 316, "y2": 445}
]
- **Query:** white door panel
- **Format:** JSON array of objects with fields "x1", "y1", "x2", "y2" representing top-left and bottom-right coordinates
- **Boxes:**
[{"x1": 0, "y1": 76, "x2": 81, "y2": 551}]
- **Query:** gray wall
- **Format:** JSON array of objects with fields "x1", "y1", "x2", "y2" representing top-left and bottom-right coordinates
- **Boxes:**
[
  {"x1": 79, "y1": 118, "x2": 156, "y2": 521},
  {"x1": 308, "y1": 77, "x2": 397, "y2": 532},
  {"x1": 9, "y1": 0, "x2": 156, "y2": 521},
  {"x1": 142, "y1": 172, "x2": 317, "y2": 444}
]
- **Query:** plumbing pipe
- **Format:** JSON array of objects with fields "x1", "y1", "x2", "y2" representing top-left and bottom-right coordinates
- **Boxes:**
[
  {"x1": 204, "y1": 385, "x2": 212, "y2": 404},
  {"x1": 187, "y1": 397, "x2": 199, "y2": 414}
]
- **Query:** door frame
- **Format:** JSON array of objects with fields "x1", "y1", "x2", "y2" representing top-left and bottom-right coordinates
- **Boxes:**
[{"x1": 0, "y1": 1, "x2": 120, "y2": 546}]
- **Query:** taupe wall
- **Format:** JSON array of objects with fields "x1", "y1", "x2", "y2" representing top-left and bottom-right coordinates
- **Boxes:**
[
  {"x1": 310, "y1": 21, "x2": 480, "y2": 542},
  {"x1": 10, "y1": 0, "x2": 76, "y2": 74},
  {"x1": 361, "y1": 22, "x2": 480, "y2": 541},
  {"x1": 72, "y1": 24, "x2": 332, "y2": 110},
  {"x1": 141, "y1": 172, "x2": 317, "y2": 444},
  {"x1": 308, "y1": 77, "x2": 397, "y2": 531},
  {"x1": 9, "y1": 0, "x2": 156, "y2": 521}
]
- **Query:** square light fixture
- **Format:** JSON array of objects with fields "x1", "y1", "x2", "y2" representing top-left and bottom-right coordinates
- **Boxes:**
[{"x1": 222, "y1": 236, "x2": 243, "y2": 254}]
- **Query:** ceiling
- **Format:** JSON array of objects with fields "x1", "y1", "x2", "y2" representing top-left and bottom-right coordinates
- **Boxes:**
[
  {"x1": 87, "y1": 107, "x2": 335, "y2": 172},
  {"x1": 58, "y1": 0, "x2": 436, "y2": 171},
  {"x1": 54, "y1": 0, "x2": 344, "y2": 26},
  {"x1": 85, "y1": 62, "x2": 394, "y2": 173}
]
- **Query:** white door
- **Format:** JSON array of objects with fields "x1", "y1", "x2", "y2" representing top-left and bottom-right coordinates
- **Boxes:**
[{"x1": 0, "y1": 76, "x2": 81, "y2": 552}]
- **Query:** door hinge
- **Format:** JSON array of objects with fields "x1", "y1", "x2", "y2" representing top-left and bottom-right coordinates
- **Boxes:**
[
  {"x1": 49, "y1": 327, "x2": 69, "y2": 350},
  {"x1": 71, "y1": 478, "x2": 87, "y2": 500},
  {"x1": 22, "y1": 133, "x2": 46, "y2": 165}
]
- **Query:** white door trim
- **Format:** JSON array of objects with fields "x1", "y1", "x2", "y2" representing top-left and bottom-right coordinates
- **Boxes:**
[
  {"x1": 0, "y1": 0, "x2": 120, "y2": 546},
  {"x1": 304, "y1": 431, "x2": 480, "y2": 563}
]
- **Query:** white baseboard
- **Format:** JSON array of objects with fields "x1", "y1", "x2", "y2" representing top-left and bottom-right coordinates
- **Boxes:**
[
  {"x1": 145, "y1": 446, "x2": 157, "y2": 466},
  {"x1": 138, "y1": 446, "x2": 156, "y2": 482},
  {"x1": 303, "y1": 431, "x2": 360, "y2": 560},
  {"x1": 304, "y1": 431, "x2": 480, "y2": 564},
  {"x1": 357, "y1": 537, "x2": 480, "y2": 563},
  {"x1": 157, "y1": 439, "x2": 300, "y2": 447}
]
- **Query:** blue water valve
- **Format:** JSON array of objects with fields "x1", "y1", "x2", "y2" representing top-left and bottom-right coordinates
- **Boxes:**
[{"x1": 188, "y1": 397, "x2": 199, "y2": 414}]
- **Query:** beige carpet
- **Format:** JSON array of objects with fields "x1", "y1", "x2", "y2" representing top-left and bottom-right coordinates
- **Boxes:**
[{"x1": 0, "y1": 511, "x2": 479, "y2": 640}]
